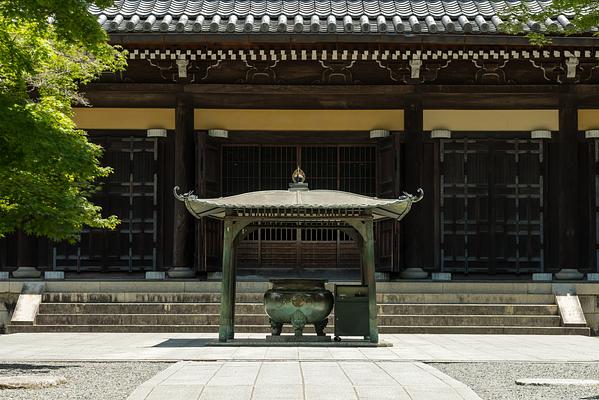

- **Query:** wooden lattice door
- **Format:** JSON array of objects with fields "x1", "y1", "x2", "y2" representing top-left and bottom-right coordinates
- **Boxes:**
[
  {"x1": 440, "y1": 137, "x2": 544, "y2": 274},
  {"x1": 53, "y1": 136, "x2": 158, "y2": 272}
]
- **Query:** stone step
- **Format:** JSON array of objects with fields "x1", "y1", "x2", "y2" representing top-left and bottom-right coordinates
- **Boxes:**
[
  {"x1": 41, "y1": 292, "x2": 557, "y2": 304},
  {"x1": 34, "y1": 313, "x2": 562, "y2": 327},
  {"x1": 380, "y1": 293, "x2": 557, "y2": 304},
  {"x1": 41, "y1": 292, "x2": 264, "y2": 304},
  {"x1": 7, "y1": 324, "x2": 590, "y2": 336},
  {"x1": 378, "y1": 315, "x2": 561, "y2": 327},
  {"x1": 380, "y1": 304, "x2": 558, "y2": 315},
  {"x1": 35, "y1": 313, "x2": 267, "y2": 326},
  {"x1": 6, "y1": 325, "x2": 316, "y2": 334},
  {"x1": 37, "y1": 302, "x2": 558, "y2": 316},
  {"x1": 378, "y1": 326, "x2": 592, "y2": 336},
  {"x1": 38, "y1": 302, "x2": 266, "y2": 315}
]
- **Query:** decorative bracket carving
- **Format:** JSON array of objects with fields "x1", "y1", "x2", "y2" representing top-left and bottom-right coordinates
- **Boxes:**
[
  {"x1": 147, "y1": 59, "x2": 176, "y2": 81},
  {"x1": 314, "y1": 60, "x2": 356, "y2": 84},
  {"x1": 409, "y1": 58, "x2": 422, "y2": 79},
  {"x1": 176, "y1": 59, "x2": 189, "y2": 78},
  {"x1": 472, "y1": 59, "x2": 509, "y2": 84},
  {"x1": 565, "y1": 56, "x2": 579, "y2": 79},
  {"x1": 529, "y1": 60, "x2": 562, "y2": 83},
  {"x1": 377, "y1": 59, "x2": 449, "y2": 83},
  {"x1": 240, "y1": 59, "x2": 279, "y2": 84}
]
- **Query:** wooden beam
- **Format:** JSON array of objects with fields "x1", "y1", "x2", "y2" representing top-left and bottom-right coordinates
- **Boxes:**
[
  {"x1": 82, "y1": 83, "x2": 597, "y2": 109},
  {"x1": 109, "y1": 33, "x2": 599, "y2": 48}
]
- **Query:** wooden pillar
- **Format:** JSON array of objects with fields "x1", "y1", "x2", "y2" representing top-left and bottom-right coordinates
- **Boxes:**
[
  {"x1": 11, "y1": 230, "x2": 41, "y2": 278},
  {"x1": 219, "y1": 219, "x2": 235, "y2": 342},
  {"x1": 402, "y1": 100, "x2": 424, "y2": 269},
  {"x1": 172, "y1": 96, "x2": 195, "y2": 271},
  {"x1": 17, "y1": 230, "x2": 34, "y2": 268},
  {"x1": 557, "y1": 94, "x2": 580, "y2": 271}
]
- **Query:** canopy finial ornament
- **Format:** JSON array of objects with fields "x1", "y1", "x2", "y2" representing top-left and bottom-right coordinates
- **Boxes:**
[
  {"x1": 289, "y1": 166, "x2": 309, "y2": 191},
  {"x1": 292, "y1": 166, "x2": 306, "y2": 184}
]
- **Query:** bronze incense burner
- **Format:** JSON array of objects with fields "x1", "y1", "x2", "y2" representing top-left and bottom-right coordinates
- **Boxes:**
[{"x1": 264, "y1": 279, "x2": 334, "y2": 336}]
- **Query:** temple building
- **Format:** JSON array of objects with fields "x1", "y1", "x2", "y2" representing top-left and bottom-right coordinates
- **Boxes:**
[{"x1": 2, "y1": 0, "x2": 599, "y2": 282}]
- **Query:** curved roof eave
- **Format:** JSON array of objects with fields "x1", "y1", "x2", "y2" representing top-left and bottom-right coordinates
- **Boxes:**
[{"x1": 174, "y1": 187, "x2": 424, "y2": 222}]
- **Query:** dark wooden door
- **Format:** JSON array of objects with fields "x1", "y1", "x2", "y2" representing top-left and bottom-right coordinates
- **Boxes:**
[
  {"x1": 53, "y1": 136, "x2": 158, "y2": 272},
  {"x1": 218, "y1": 144, "x2": 375, "y2": 271},
  {"x1": 440, "y1": 138, "x2": 544, "y2": 274}
]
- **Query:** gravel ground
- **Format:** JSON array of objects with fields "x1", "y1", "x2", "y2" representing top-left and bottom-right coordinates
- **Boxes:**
[
  {"x1": 431, "y1": 362, "x2": 599, "y2": 400},
  {"x1": 0, "y1": 361, "x2": 171, "y2": 400}
]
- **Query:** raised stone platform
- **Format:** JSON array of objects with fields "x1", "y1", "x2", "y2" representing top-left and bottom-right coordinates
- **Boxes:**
[
  {"x1": 265, "y1": 334, "x2": 331, "y2": 343},
  {"x1": 3, "y1": 280, "x2": 599, "y2": 336}
]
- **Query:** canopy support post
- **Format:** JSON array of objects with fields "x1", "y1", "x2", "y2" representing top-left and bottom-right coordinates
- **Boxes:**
[
  {"x1": 219, "y1": 218, "x2": 251, "y2": 342},
  {"x1": 348, "y1": 218, "x2": 379, "y2": 343},
  {"x1": 363, "y1": 219, "x2": 378, "y2": 343}
]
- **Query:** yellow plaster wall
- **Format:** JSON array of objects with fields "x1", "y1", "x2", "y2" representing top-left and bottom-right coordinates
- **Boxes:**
[
  {"x1": 423, "y1": 110, "x2": 559, "y2": 131},
  {"x1": 194, "y1": 109, "x2": 404, "y2": 131},
  {"x1": 578, "y1": 110, "x2": 599, "y2": 130},
  {"x1": 73, "y1": 108, "x2": 175, "y2": 130}
]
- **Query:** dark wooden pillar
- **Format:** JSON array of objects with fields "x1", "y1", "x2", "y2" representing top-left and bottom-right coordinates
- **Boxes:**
[
  {"x1": 16, "y1": 230, "x2": 35, "y2": 268},
  {"x1": 556, "y1": 94, "x2": 580, "y2": 270},
  {"x1": 402, "y1": 100, "x2": 424, "y2": 270},
  {"x1": 172, "y1": 96, "x2": 195, "y2": 270}
]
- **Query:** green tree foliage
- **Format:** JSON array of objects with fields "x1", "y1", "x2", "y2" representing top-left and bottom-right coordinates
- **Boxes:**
[
  {"x1": 501, "y1": 0, "x2": 599, "y2": 44},
  {"x1": 0, "y1": 1, "x2": 126, "y2": 241}
]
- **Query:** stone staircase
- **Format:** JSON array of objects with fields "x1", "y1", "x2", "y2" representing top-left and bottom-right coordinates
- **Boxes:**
[{"x1": 7, "y1": 288, "x2": 591, "y2": 335}]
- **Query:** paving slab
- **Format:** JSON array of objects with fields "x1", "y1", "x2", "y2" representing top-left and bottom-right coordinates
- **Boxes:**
[{"x1": 127, "y1": 361, "x2": 481, "y2": 400}]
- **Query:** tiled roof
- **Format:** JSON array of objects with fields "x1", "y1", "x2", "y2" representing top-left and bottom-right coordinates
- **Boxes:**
[{"x1": 91, "y1": 0, "x2": 574, "y2": 34}]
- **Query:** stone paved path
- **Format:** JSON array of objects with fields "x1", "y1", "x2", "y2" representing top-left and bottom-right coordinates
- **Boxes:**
[
  {"x1": 0, "y1": 333, "x2": 597, "y2": 362},
  {"x1": 127, "y1": 360, "x2": 482, "y2": 400},
  {"x1": 2, "y1": 333, "x2": 596, "y2": 399}
]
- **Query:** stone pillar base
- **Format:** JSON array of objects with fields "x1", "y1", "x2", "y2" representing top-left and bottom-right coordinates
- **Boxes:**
[
  {"x1": 11, "y1": 267, "x2": 41, "y2": 279},
  {"x1": 167, "y1": 267, "x2": 196, "y2": 279},
  {"x1": 554, "y1": 269, "x2": 584, "y2": 280},
  {"x1": 399, "y1": 268, "x2": 429, "y2": 279}
]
